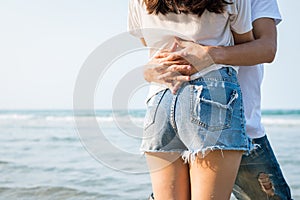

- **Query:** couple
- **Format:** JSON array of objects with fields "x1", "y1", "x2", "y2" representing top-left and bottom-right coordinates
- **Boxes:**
[{"x1": 128, "y1": 0, "x2": 292, "y2": 199}]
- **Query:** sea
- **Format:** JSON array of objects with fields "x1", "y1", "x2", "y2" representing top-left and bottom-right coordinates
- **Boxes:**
[{"x1": 0, "y1": 109, "x2": 299, "y2": 200}]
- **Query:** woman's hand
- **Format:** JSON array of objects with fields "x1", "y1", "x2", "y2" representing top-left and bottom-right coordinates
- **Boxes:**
[
  {"x1": 144, "y1": 38, "x2": 215, "y2": 94},
  {"x1": 144, "y1": 54, "x2": 191, "y2": 94}
]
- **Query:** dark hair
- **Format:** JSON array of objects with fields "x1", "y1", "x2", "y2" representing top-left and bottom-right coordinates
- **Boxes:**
[{"x1": 143, "y1": 0, "x2": 231, "y2": 16}]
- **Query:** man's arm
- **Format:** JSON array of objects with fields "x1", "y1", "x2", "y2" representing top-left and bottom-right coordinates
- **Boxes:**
[
  {"x1": 154, "y1": 18, "x2": 276, "y2": 75},
  {"x1": 142, "y1": 18, "x2": 278, "y2": 93},
  {"x1": 209, "y1": 18, "x2": 277, "y2": 66}
]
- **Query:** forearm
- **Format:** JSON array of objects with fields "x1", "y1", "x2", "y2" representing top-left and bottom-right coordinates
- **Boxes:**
[
  {"x1": 209, "y1": 18, "x2": 277, "y2": 66},
  {"x1": 209, "y1": 38, "x2": 276, "y2": 66}
]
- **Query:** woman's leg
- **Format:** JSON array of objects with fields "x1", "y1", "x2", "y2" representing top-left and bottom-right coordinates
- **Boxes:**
[
  {"x1": 146, "y1": 152, "x2": 190, "y2": 200},
  {"x1": 189, "y1": 150, "x2": 243, "y2": 200}
]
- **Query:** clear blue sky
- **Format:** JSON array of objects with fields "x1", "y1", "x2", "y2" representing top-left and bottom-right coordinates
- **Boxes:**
[{"x1": 0, "y1": 0, "x2": 299, "y2": 110}]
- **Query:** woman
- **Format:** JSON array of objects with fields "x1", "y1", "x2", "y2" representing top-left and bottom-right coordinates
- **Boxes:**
[{"x1": 128, "y1": 0, "x2": 254, "y2": 199}]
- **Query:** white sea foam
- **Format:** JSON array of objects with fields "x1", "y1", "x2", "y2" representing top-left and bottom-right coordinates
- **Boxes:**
[
  {"x1": 0, "y1": 114, "x2": 34, "y2": 120},
  {"x1": 262, "y1": 117, "x2": 300, "y2": 126},
  {"x1": 45, "y1": 116, "x2": 75, "y2": 122},
  {"x1": 1, "y1": 111, "x2": 300, "y2": 127}
]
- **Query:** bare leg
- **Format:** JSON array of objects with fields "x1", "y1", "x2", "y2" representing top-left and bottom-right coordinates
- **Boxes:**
[
  {"x1": 146, "y1": 152, "x2": 190, "y2": 200},
  {"x1": 189, "y1": 150, "x2": 243, "y2": 200}
]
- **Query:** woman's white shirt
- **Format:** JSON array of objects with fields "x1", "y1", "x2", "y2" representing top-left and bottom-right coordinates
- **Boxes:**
[{"x1": 128, "y1": 0, "x2": 252, "y2": 100}]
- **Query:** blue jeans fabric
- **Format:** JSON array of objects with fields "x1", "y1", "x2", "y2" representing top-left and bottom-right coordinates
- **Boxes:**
[
  {"x1": 141, "y1": 67, "x2": 253, "y2": 160},
  {"x1": 233, "y1": 135, "x2": 292, "y2": 200}
]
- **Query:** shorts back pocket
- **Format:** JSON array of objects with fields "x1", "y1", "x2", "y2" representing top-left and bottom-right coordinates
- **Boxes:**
[
  {"x1": 144, "y1": 90, "x2": 166, "y2": 130},
  {"x1": 190, "y1": 84, "x2": 238, "y2": 131}
]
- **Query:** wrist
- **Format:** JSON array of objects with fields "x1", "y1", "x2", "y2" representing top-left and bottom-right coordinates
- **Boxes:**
[
  {"x1": 143, "y1": 67, "x2": 152, "y2": 82},
  {"x1": 207, "y1": 46, "x2": 225, "y2": 65}
]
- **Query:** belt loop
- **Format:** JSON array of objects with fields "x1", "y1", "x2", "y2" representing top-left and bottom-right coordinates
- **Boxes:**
[{"x1": 227, "y1": 67, "x2": 232, "y2": 76}]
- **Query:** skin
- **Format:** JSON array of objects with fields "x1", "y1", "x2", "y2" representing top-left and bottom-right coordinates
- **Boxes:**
[
  {"x1": 147, "y1": 151, "x2": 243, "y2": 200},
  {"x1": 189, "y1": 151, "x2": 243, "y2": 200},
  {"x1": 146, "y1": 153, "x2": 191, "y2": 200},
  {"x1": 144, "y1": 18, "x2": 277, "y2": 199},
  {"x1": 144, "y1": 18, "x2": 277, "y2": 94},
  {"x1": 142, "y1": 29, "x2": 253, "y2": 199}
]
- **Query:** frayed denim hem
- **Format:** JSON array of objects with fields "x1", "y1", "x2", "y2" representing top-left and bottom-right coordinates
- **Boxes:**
[
  {"x1": 181, "y1": 144, "x2": 259, "y2": 164},
  {"x1": 246, "y1": 138, "x2": 260, "y2": 156},
  {"x1": 140, "y1": 149, "x2": 184, "y2": 156},
  {"x1": 140, "y1": 140, "x2": 259, "y2": 164}
]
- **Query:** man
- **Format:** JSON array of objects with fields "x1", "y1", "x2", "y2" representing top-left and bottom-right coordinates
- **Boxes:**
[{"x1": 144, "y1": 0, "x2": 292, "y2": 199}]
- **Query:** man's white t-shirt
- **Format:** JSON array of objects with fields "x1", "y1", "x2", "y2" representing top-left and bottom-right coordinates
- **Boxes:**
[
  {"x1": 238, "y1": 0, "x2": 282, "y2": 139},
  {"x1": 128, "y1": 0, "x2": 252, "y2": 100}
]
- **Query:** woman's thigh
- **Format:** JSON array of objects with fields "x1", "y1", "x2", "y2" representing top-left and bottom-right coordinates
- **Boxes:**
[
  {"x1": 189, "y1": 150, "x2": 243, "y2": 200},
  {"x1": 146, "y1": 152, "x2": 190, "y2": 200}
]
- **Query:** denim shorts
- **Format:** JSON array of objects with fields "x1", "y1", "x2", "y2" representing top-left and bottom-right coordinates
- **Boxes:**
[{"x1": 141, "y1": 67, "x2": 253, "y2": 162}]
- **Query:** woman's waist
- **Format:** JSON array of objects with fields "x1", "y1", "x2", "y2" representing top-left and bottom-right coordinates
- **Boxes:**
[
  {"x1": 145, "y1": 66, "x2": 239, "y2": 102},
  {"x1": 189, "y1": 65, "x2": 238, "y2": 84}
]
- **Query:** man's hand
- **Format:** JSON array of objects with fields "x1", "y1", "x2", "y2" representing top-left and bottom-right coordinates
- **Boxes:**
[
  {"x1": 143, "y1": 38, "x2": 215, "y2": 94},
  {"x1": 155, "y1": 37, "x2": 215, "y2": 72}
]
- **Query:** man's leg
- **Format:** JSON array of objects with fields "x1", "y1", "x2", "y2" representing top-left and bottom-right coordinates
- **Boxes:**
[{"x1": 233, "y1": 135, "x2": 292, "y2": 200}]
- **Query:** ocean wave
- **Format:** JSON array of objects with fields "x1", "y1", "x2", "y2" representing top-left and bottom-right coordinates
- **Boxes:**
[
  {"x1": 1, "y1": 110, "x2": 300, "y2": 127},
  {"x1": 45, "y1": 116, "x2": 74, "y2": 122},
  {"x1": 262, "y1": 117, "x2": 300, "y2": 126},
  {"x1": 0, "y1": 114, "x2": 34, "y2": 120},
  {"x1": 48, "y1": 136, "x2": 78, "y2": 142},
  {"x1": 0, "y1": 110, "x2": 145, "y2": 123},
  {"x1": 262, "y1": 109, "x2": 300, "y2": 116},
  {"x1": 0, "y1": 161, "x2": 10, "y2": 165}
]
